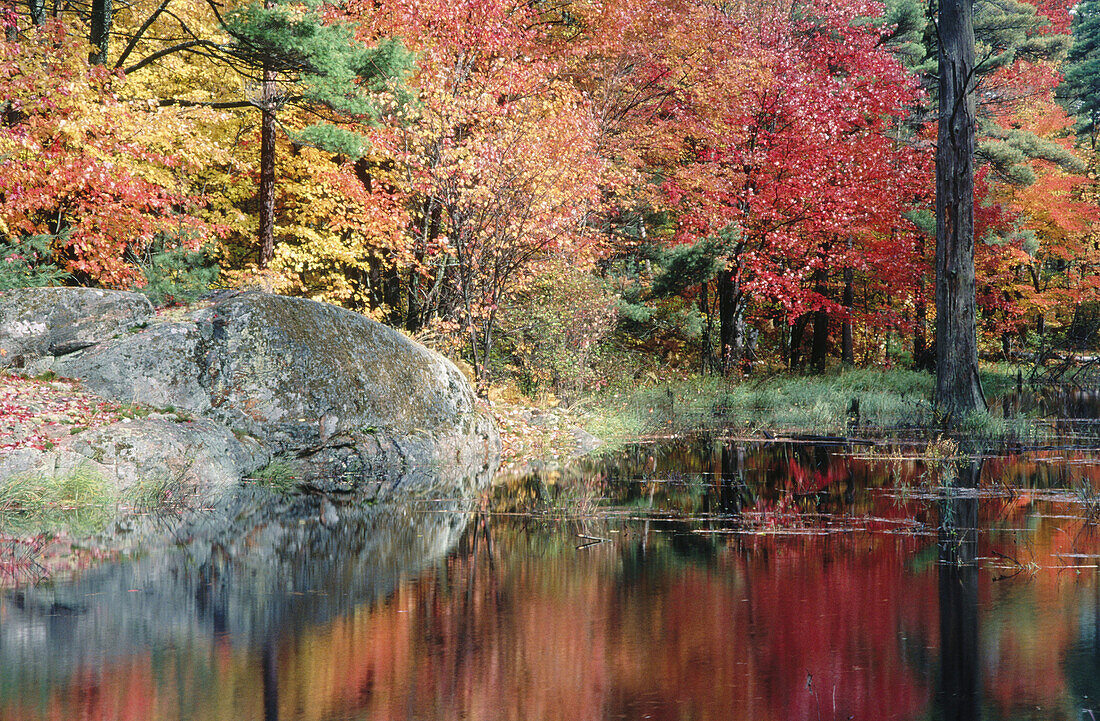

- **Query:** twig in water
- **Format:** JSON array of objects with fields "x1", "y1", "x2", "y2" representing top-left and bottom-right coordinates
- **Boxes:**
[{"x1": 575, "y1": 533, "x2": 609, "y2": 550}]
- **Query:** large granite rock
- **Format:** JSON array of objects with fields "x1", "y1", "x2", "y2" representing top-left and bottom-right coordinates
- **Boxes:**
[
  {"x1": 0, "y1": 288, "x2": 499, "y2": 492},
  {"x1": 0, "y1": 287, "x2": 153, "y2": 367},
  {"x1": 70, "y1": 417, "x2": 272, "y2": 492}
]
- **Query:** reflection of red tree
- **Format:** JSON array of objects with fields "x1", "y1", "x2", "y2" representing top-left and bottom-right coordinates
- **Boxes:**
[
  {"x1": 5, "y1": 451, "x2": 1100, "y2": 721},
  {"x1": 730, "y1": 536, "x2": 936, "y2": 721}
]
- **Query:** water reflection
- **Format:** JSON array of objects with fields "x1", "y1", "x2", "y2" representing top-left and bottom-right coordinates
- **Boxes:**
[
  {"x1": 937, "y1": 458, "x2": 981, "y2": 721},
  {"x1": 2, "y1": 440, "x2": 1100, "y2": 721}
]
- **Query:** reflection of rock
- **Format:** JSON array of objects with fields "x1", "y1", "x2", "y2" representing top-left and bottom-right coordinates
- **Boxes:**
[
  {"x1": 0, "y1": 459, "x2": 486, "y2": 680},
  {"x1": 0, "y1": 288, "x2": 500, "y2": 492}
]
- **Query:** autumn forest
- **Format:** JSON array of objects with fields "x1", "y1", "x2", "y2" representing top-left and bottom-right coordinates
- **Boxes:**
[{"x1": 2, "y1": 0, "x2": 1099, "y2": 409}]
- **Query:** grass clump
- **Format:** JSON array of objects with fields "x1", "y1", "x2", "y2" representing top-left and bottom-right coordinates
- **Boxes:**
[
  {"x1": 247, "y1": 460, "x2": 299, "y2": 494},
  {"x1": 123, "y1": 474, "x2": 194, "y2": 513},
  {"x1": 0, "y1": 463, "x2": 114, "y2": 533},
  {"x1": 1077, "y1": 482, "x2": 1100, "y2": 525}
]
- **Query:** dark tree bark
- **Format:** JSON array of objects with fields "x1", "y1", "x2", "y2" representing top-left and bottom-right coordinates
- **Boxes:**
[
  {"x1": 914, "y1": 233, "x2": 934, "y2": 370},
  {"x1": 935, "y1": 0, "x2": 986, "y2": 419},
  {"x1": 28, "y1": 0, "x2": 46, "y2": 26},
  {"x1": 700, "y1": 280, "x2": 713, "y2": 373},
  {"x1": 789, "y1": 312, "x2": 811, "y2": 370},
  {"x1": 842, "y1": 265, "x2": 855, "y2": 365},
  {"x1": 811, "y1": 268, "x2": 829, "y2": 373},
  {"x1": 256, "y1": 0, "x2": 278, "y2": 269},
  {"x1": 89, "y1": 0, "x2": 112, "y2": 64},
  {"x1": 258, "y1": 67, "x2": 277, "y2": 268},
  {"x1": 718, "y1": 268, "x2": 743, "y2": 374}
]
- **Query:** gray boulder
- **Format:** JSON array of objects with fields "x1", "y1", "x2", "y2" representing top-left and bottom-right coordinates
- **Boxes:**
[
  {"x1": 57, "y1": 321, "x2": 212, "y2": 412},
  {"x1": 0, "y1": 287, "x2": 152, "y2": 368},
  {"x1": 69, "y1": 417, "x2": 271, "y2": 494},
  {"x1": 4, "y1": 288, "x2": 499, "y2": 491}
]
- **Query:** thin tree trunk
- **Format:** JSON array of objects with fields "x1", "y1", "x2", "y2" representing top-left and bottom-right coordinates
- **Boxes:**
[
  {"x1": 257, "y1": 0, "x2": 278, "y2": 269},
  {"x1": 700, "y1": 280, "x2": 712, "y2": 373},
  {"x1": 935, "y1": 0, "x2": 986, "y2": 419},
  {"x1": 789, "y1": 313, "x2": 811, "y2": 370},
  {"x1": 89, "y1": 0, "x2": 112, "y2": 64},
  {"x1": 914, "y1": 233, "x2": 931, "y2": 370},
  {"x1": 258, "y1": 70, "x2": 277, "y2": 268},
  {"x1": 257, "y1": 65, "x2": 278, "y2": 268},
  {"x1": 842, "y1": 265, "x2": 855, "y2": 365}
]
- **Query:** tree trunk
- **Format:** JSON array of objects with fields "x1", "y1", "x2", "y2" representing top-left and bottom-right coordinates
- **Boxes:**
[
  {"x1": 28, "y1": 0, "x2": 46, "y2": 26},
  {"x1": 935, "y1": 0, "x2": 986, "y2": 420},
  {"x1": 256, "y1": 0, "x2": 278, "y2": 269},
  {"x1": 258, "y1": 68, "x2": 277, "y2": 268},
  {"x1": 700, "y1": 280, "x2": 713, "y2": 373},
  {"x1": 789, "y1": 313, "x2": 811, "y2": 370},
  {"x1": 89, "y1": 0, "x2": 112, "y2": 64},
  {"x1": 718, "y1": 268, "x2": 742, "y2": 374},
  {"x1": 811, "y1": 269, "x2": 829, "y2": 374},
  {"x1": 842, "y1": 265, "x2": 855, "y2": 365},
  {"x1": 914, "y1": 233, "x2": 932, "y2": 370}
]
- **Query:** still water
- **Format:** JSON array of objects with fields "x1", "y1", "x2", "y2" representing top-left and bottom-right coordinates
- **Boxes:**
[{"x1": 2, "y1": 440, "x2": 1100, "y2": 721}]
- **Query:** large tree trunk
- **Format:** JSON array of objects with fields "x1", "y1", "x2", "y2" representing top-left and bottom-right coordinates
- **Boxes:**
[
  {"x1": 718, "y1": 268, "x2": 743, "y2": 374},
  {"x1": 935, "y1": 0, "x2": 986, "y2": 419},
  {"x1": 258, "y1": 68, "x2": 277, "y2": 268},
  {"x1": 811, "y1": 269, "x2": 829, "y2": 373},
  {"x1": 89, "y1": 0, "x2": 112, "y2": 64},
  {"x1": 842, "y1": 265, "x2": 855, "y2": 365}
]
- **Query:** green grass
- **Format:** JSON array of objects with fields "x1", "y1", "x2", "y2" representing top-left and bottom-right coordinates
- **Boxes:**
[
  {"x1": 122, "y1": 474, "x2": 196, "y2": 512},
  {"x1": 0, "y1": 463, "x2": 114, "y2": 534},
  {"x1": 245, "y1": 459, "x2": 299, "y2": 494},
  {"x1": 582, "y1": 365, "x2": 1046, "y2": 444}
]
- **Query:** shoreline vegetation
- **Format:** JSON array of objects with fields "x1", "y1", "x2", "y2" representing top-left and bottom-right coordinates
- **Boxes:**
[
  {"x1": 1, "y1": 361, "x2": 1087, "y2": 491},
  {"x1": 0, "y1": 358, "x2": 1097, "y2": 584},
  {"x1": 486, "y1": 361, "x2": 1086, "y2": 471}
]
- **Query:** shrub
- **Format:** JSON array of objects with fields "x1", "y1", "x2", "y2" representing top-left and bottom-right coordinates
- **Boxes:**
[{"x1": 496, "y1": 261, "x2": 618, "y2": 402}]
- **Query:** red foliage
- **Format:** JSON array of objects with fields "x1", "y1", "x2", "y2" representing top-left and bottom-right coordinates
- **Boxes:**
[
  {"x1": 651, "y1": 0, "x2": 928, "y2": 322},
  {"x1": 0, "y1": 23, "x2": 210, "y2": 287}
]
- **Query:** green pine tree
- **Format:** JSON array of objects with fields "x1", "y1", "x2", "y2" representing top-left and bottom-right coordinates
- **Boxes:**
[
  {"x1": 881, "y1": 0, "x2": 1080, "y2": 183},
  {"x1": 1063, "y1": 0, "x2": 1100, "y2": 147},
  {"x1": 209, "y1": 0, "x2": 413, "y2": 266}
]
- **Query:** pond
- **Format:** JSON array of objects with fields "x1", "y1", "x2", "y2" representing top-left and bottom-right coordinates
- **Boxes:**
[{"x1": 2, "y1": 438, "x2": 1100, "y2": 721}]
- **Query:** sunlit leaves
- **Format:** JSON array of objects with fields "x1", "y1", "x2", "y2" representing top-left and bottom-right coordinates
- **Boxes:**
[{"x1": 0, "y1": 24, "x2": 213, "y2": 287}]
